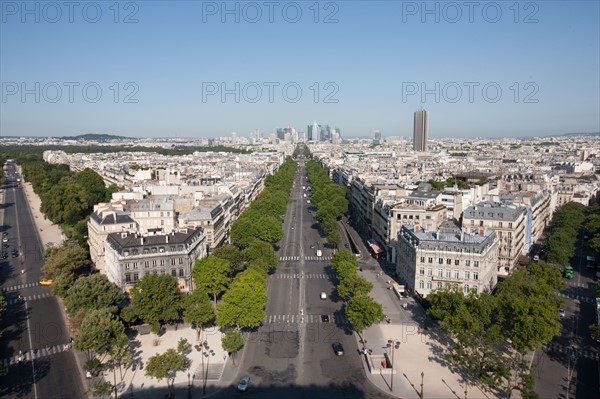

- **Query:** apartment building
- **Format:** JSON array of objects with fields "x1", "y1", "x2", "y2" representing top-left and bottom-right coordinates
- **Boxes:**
[
  {"x1": 462, "y1": 202, "x2": 526, "y2": 273},
  {"x1": 104, "y1": 227, "x2": 206, "y2": 293},
  {"x1": 88, "y1": 202, "x2": 136, "y2": 274},
  {"x1": 131, "y1": 197, "x2": 177, "y2": 234},
  {"x1": 179, "y1": 200, "x2": 227, "y2": 253},
  {"x1": 396, "y1": 224, "x2": 499, "y2": 298}
]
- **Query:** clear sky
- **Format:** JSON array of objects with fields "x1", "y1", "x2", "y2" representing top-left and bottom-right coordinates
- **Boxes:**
[{"x1": 1, "y1": 0, "x2": 599, "y2": 138}]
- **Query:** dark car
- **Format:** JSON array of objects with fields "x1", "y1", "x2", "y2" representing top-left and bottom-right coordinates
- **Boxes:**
[
  {"x1": 332, "y1": 342, "x2": 344, "y2": 356},
  {"x1": 321, "y1": 314, "x2": 330, "y2": 323}
]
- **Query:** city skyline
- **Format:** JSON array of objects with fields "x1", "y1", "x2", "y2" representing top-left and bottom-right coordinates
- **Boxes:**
[{"x1": 1, "y1": 1, "x2": 599, "y2": 138}]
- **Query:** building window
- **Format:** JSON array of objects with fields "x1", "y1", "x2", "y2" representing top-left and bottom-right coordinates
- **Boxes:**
[
  {"x1": 499, "y1": 222, "x2": 503, "y2": 228},
  {"x1": 437, "y1": 282, "x2": 443, "y2": 289},
  {"x1": 171, "y1": 269, "x2": 177, "y2": 277},
  {"x1": 419, "y1": 268, "x2": 425, "y2": 276},
  {"x1": 465, "y1": 271, "x2": 470, "y2": 280},
  {"x1": 428, "y1": 257, "x2": 433, "y2": 263},
  {"x1": 143, "y1": 248, "x2": 149, "y2": 254},
  {"x1": 133, "y1": 273, "x2": 139, "y2": 282},
  {"x1": 179, "y1": 268, "x2": 184, "y2": 277},
  {"x1": 125, "y1": 263, "x2": 130, "y2": 270},
  {"x1": 455, "y1": 260, "x2": 460, "y2": 266},
  {"x1": 133, "y1": 262, "x2": 138, "y2": 269},
  {"x1": 152, "y1": 260, "x2": 157, "y2": 267},
  {"x1": 438, "y1": 258, "x2": 443, "y2": 264},
  {"x1": 474, "y1": 272, "x2": 479, "y2": 280},
  {"x1": 152, "y1": 248, "x2": 157, "y2": 253},
  {"x1": 426, "y1": 281, "x2": 432, "y2": 290},
  {"x1": 419, "y1": 280, "x2": 425, "y2": 289},
  {"x1": 427, "y1": 268, "x2": 432, "y2": 276},
  {"x1": 465, "y1": 260, "x2": 471, "y2": 267},
  {"x1": 144, "y1": 261, "x2": 149, "y2": 268},
  {"x1": 438, "y1": 269, "x2": 443, "y2": 277},
  {"x1": 170, "y1": 246, "x2": 175, "y2": 252},
  {"x1": 470, "y1": 220, "x2": 474, "y2": 226},
  {"x1": 125, "y1": 273, "x2": 131, "y2": 283},
  {"x1": 445, "y1": 270, "x2": 451, "y2": 278},
  {"x1": 420, "y1": 256, "x2": 425, "y2": 263},
  {"x1": 464, "y1": 285, "x2": 469, "y2": 294},
  {"x1": 473, "y1": 286, "x2": 478, "y2": 294},
  {"x1": 179, "y1": 258, "x2": 184, "y2": 264},
  {"x1": 160, "y1": 260, "x2": 165, "y2": 266},
  {"x1": 446, "y1": 259, "x2": 452, "y2": 265},
  {"x1": 474, "y1": 261, "x2": 479, "y2": 268},
  {"x1": 171, "y1": 258, "x2": 176, "y2": 265},
  {"x1": 509, "y1": 222, "x2": 513, "y2": 228},
  {"x1": 508, "y1": 232, "x2": 512, "y2": 238},
  {"x1": 454, "y1": 270, "x2": 460, "y2": 279}
]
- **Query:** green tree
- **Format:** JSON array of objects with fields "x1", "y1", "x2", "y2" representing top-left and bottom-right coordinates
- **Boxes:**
[
  {"x1": 41, "y1": 241, "x2": 89, "y2": 280},
  {"x1": 327, "y1": 229, "x2": 341, "y2": 249},
  {"x1": 211, "y1": 244, "x2": 244, "y2": 271},
  {"x1": 119, "y1": 306, "x2": 138, "y2": 328},
  {"x1": 50, "y1": 272, "x2": 75, "y2": 298},
  {"x1": 130, "y1": 274, "x2": 182, "y2": 327},
  {"x1": 243, "y1": 240, "x2": 278, "y2": 273},
  {"x1": 221, "y1": 328, "x2": 244, "y2": 366},
  {"x1": 74, "y1": 308, "x2": 126, "y2": 360},
  {"x1": 216, "y1": 269, "x2": 267, "y2": 329},
  {"x1": 104, "y1": 183, "x2": 121, "y2": 202},
  {"x1": 345, "y1": 294, "x2": 385, "y2": 334},
  {"x1": 182, "y1": 288, "x2": 215, "y2": 341},
  {"x1": 192, "y1": 256, "x2": 232, "y2": 306},
  {"x1": 75, "y1": 168, "x2": 107, "y2": 208},
  {"x1": 109, "y1": 331, "x2": 132, "y2": 381},
  {"x1": 337, "y1": 274, "x2": 373, "y2": 300},
  {"x1": 145, "y1": 348, "x2": 186, "y2": 398},
  {"x1": 332, "y1": 260, "x2": 358, "y2": 280},
  {"x1": 65, "y1": 274, "x2": 122, "y2": 316}
]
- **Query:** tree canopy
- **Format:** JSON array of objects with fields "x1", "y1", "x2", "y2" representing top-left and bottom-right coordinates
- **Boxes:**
[
  {"x1": 192, "y1": 256, "x2": 233, "y2": 306},
  {"x1": 65, "y1": 273, "x2": 122, "y2": 316},
  {"x1": 130, "y1": 274, "x2": 182, "y2": 326}
]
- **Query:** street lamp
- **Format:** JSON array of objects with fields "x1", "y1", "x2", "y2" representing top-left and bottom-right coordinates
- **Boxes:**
[
  {"x1": 386, "y1": 339, "x2": 400, "y2": 392},
  {"x1": 421, "y1": 371, "x2": 424, "y2": 399}
]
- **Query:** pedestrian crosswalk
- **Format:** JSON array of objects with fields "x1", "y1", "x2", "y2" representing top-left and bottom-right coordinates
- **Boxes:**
[
  {"x1": 279, "y1": 256, "x2": 332, "y2": 262},
  {"x1": 544, "y1": 342, "x2": 599, "y2": 360},
  {"x1": 1, "y1": 282, "x2": 40, "y2": 292},
  {"x1": 4, "y1": 293, "x2": 52, "y2": 305},
  {"x1": 264, "y1": 313, "x2": 349, "y2": 324},
  {"x1": 271, "y1": 273, "x2": 334, "y2": 280},
  {"x1": 558, "y1": 292, "x2": 595, "y2": 303},
  {"x1": 2, "y1": 343, "x2": 71, "y2": 367},
  {"x1": 564, "y1": 281, "x2": 592, "y2": 288}
]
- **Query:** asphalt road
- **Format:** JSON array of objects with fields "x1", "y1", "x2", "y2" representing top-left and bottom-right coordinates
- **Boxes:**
[
  {"x1": 533, "y1": 232, "x2": 600, "y2": 399},
  {"x1": 0, "y1": 162, "x2": 84, "y2": 399},
  {"x1": 211, "y1": 162, "x2": 393, "y2": 398}
]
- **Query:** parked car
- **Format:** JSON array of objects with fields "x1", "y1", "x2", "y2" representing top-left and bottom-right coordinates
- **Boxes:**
[
  {"x1": 320, "y1": 292, "x2": 327, "y2": 300},
  {"x1": 559, "y1": 308, "x2": 565, "y2": 318},
  {"x1": 238, "y1": 375, "x2": 251, "y2": 392},
  {"x1": 39, "y1": 278, "x2": 53, "y2": 286}
]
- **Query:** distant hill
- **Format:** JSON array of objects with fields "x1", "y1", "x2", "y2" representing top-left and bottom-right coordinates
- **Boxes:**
[{"x1": 68, "y1": 133, "x2": 132, "y2": 141}]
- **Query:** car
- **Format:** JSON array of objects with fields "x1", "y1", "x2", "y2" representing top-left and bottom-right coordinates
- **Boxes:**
[
  {"x1": 332, "y1": 342, "x2": 344, "y2": 356},
  {"x1": 321, "y1": 314, "x2": 330, "y2": 323},
  {"x1": 11, "y1": 251, "x2": 18, "y2": 258},
  {"x1": 238, "y1": 375, "x2": 250, "y2": 392},
  {"x1": 2, "y1": 243, "x2": 8, "y2": 248},
  {"x1": 2, "y1": 232, "x2": 7, "y2": 236},
  {"x1": 39, "y1": 278, "x2": 53, "y2": 286},
  {"x1": 320, "y1": 292, "x2": 327, "y2": 300},
  {"x1": 533, "y1": 255, "x2": 539, "y2": 261},
  {"x1": 559, "y1": 308, "x2": 565, "y2": 318},
  {"x1": 2, "y1": 237, "x2": 8, "y2": 243}
]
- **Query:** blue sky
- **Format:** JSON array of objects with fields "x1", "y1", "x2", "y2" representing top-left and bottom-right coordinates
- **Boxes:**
[{"x1": 1, "y1": 0, "x2": 599, "y2": 138}]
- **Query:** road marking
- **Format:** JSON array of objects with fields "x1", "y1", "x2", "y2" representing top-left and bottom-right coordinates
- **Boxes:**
[
  {"x1": 544, "y1": 342, "x2": 599, "y2": 360},
  {"x1": 1, "y1": 282, "x2": 40, "y2": 292},
  {"x1": 263, "y1": 314, "x2": 349, "y2": 324},
  {"x1": 5, "y1": 293, "x2": 51, "y2": 305}
]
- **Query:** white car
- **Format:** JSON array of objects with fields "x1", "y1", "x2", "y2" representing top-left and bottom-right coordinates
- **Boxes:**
[
  {"x1": 238, "y1": 375, "x2": 250, "y2": 392},
  {"x1": 2, "y1": 237, "x2": 8, "y2": 243},
  {"x1": 320, "y1": 292, "x2": 327, "y2": 300}
]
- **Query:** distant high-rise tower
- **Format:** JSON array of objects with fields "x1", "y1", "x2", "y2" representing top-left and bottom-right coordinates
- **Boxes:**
[
  {"x1": 307, "y1": 125, "x2": 313, "y2": 141},
  {"x1": 413, "y1": 109, "x2": 428, "y2": 152},
  {"x1": 312, "y1": 121, "x2": 319, "y2": 141},
  {"x1": 373, "y1": 130, "x2": 382, "y2": 145}
]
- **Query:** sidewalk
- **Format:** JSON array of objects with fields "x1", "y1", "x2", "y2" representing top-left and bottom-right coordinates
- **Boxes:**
[
  {"x1": 340, "y1": 220, "x2": 503, "y2": 399},
  {"x1": 90, "y1": 324, "x2": 232, "y2": 399}
]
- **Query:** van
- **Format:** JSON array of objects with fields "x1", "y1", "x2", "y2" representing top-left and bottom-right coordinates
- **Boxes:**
[{"x1": 316, "y1": 250, "x2": 322, "y2": 257}]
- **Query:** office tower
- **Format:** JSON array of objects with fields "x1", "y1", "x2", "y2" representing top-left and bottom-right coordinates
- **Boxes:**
[
  {"x1": 413, "y1": 109, "x2": 428, "y2": 152},
  {"x1": 373, "y1": 130, "x2": 381, "y2": 145},
  {"x1": 312, "y1": 121, "x2": 319, "y2": 141},
  {"x1": 276, "y1": 128, "x2": 285, "y2": 140},
  {"x1": 307, "y1": 125, "x2": 313, "y2": 141}
]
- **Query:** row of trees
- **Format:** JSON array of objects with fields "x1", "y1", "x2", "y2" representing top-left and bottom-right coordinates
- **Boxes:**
[
  {"x1": 21, "y1": 161, "x2": 120, "y2": 245},
  {"x1": 583, "y1": 203, "x2": 600, "y2": 257},
  {"x1": 331, "y1": 249, "x2": 384, "y2": 334},
  {"x1": 542, "y1": 201, "x2": 585, "y2": 265},
  {"x1": 427, "y1": 262, "x2": 564, "y2": 398},
  {"x1": 305, "y1": 160, "x2": 348, "y2": 247}
]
